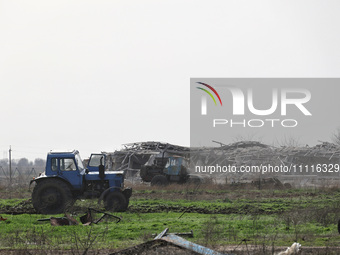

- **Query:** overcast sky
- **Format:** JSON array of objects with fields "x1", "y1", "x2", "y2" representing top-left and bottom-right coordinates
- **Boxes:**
[{"x1": 1, "y1": 0, "x2": 340, "y2": 160}]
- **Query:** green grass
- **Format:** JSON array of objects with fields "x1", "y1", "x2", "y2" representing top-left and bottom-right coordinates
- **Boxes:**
[
  {"x1": 1, "y1": 186, "x2": 340, "y2": 252},
  {"x1": 0, "y1": 211, "x2": 339, "y2": 251},
  {"x1": 0, "y1": 198, "x2": 26, "y2": 206}
]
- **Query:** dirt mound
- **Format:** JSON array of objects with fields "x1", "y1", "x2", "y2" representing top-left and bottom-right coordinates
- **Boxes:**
[{"x1": 127, "y1": 203, "x2": 282, "y2": 215}]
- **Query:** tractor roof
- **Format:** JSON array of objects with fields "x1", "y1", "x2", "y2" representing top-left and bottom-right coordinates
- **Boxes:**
[{"x1": 49, "y1": 149, "x2": 79, "y2": 155}]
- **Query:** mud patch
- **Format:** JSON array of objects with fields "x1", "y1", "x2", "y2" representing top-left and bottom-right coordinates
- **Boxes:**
[{"x1": 0, "y1": 199, "x2": 35, "y2": 214}]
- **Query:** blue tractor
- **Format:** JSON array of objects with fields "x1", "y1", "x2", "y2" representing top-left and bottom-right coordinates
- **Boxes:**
[{"x1": 30, "y1": 150, "x2": 132, "y2": 214}]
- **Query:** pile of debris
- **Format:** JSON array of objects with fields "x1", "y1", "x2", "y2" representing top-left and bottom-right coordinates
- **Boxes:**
[
  {"x1": 38, "y1": 208, "x2": 121, "y2": 226},
  {"x1": 190, "y1": 141, "x2": 277, "y2": 169},
  {"x1": 101, "y1": 140, "x2": 340, "y2": 185},
  {"x1": 111, "y1": 228, "x2": 227, "y2": 255},
  {"x1": 112, "y1": 228, "x2": 301, "y2": 255},
  {"x1": 103, "y1": 141, "x2": 190, "y2": 177},
  {"x1": 190, "y1": 141, "x2": 340, "y2": 184},
  {"x1": 277, "y1": 142, "x2": 340, "y2": 167}
]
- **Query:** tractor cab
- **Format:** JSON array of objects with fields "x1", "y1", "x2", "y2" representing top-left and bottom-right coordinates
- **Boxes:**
[
  {"x1": 163, "y1": 156, "x2": 189, "y2": 182},
  {"x1": 164, "y1": 156, "x2": 183, "y2": 176},
  {"x1": 45, "y1": 150, "x2": 85, "y2": 190}
]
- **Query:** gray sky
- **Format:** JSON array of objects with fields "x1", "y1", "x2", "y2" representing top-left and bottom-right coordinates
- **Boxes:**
[{"x1": 1, "y1": 0, "x2": 340, "y2": 160}]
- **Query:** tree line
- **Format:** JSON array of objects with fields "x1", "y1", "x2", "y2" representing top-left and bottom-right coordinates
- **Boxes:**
[{"x1": 0, "y1": 158, "x2": 46, "y2": 170}]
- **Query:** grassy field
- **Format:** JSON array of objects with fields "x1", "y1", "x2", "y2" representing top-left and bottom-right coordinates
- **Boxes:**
[{"x1": 0, "y1": 183, "x2": 340, "y2": 254}]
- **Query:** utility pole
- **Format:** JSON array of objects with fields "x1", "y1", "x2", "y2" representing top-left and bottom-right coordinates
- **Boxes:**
[{"x1": 9, "y1": 146, "x2": 12, "y2": 184}]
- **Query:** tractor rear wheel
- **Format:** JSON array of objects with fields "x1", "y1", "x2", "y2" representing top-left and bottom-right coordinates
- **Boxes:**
[
  {"x1": 104, "y1": 191, "x2": 128, "y2": 212},
  {"x1": 32, "y1": 179, "x2": 74, "y2": 214},
  {"x1": 151, "y1": 175, "x2": 168, "y2": 186}
]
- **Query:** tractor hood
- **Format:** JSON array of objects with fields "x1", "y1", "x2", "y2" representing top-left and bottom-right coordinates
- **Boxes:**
[{"x1": 86, "y1": 171, "x2": 124, "y2": 175}]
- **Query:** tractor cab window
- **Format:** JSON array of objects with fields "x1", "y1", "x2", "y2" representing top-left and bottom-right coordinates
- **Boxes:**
[
  {"x1": 88, "y1": 154, "x2": 104, "y2": 167},
  {"x1": 60, "y1": 158, "x2": 77, "y2": 171},
  {"x1": 165, "y1": 158, "x2": 178, "y2": 168},
  {"x1": 51, "y1": 158, "x2": 58, "y2": 171}
]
